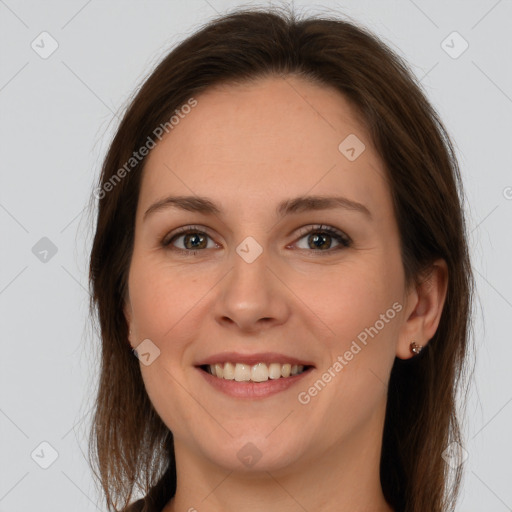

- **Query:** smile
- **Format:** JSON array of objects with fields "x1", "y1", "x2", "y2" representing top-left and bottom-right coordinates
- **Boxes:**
[{"x1": 202, "y1": 362, "x2": 309, "y2": 382}]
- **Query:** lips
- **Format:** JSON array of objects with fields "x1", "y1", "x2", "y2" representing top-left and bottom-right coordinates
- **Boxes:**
[
  {"x1": 195, "y1": 351, "x2": 315, "y2": 389},
  {"x1": 197, "y1": 362, "x2": 313, "y2": 398},
  {"x1": 195, "y1": 351, "x2": 314, "y2": 367}
]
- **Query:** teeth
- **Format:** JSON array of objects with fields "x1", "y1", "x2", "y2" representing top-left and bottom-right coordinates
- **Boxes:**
[
  {"x1": 268, "y1": 363, "x2": 282, "y2": 379},
  {"x1": 251, "y1": 362, "x2": 269, "y2": 382},
  {"x1": 214, "y1": 363, "x2": 223, "y2": 378},
  {"x1": 206, "y1": 362, "x2": 306, "y2": 381},
  {"x1": 223, "y1": 362, "x2": 235, "y2": 380},
  {"x1": 281, "y1": 363, "x2": 291, "y2": 378},
  {"x1": 234, "y1": 363, "x2": 251, "y2": 382}
]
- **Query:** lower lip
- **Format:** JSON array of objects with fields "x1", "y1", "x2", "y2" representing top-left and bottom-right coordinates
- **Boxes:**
[{"x1": 196, "y1": 366, "x2": 313, "y2": 399}]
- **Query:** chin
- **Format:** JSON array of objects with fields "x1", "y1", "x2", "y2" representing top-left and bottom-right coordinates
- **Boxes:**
[{"x1": 198, "y1": 433, "x2": 305, "y2": 474}]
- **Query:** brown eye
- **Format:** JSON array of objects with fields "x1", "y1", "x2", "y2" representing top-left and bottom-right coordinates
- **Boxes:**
[
  {"x1": 307, "y1": 232, "x2": 333, "y2": 250},
  {"x1": 180, "y1": 232, "x2": 208, "y2": 250},
  {"x1": 162, "y1": 226, "x2": 216, "y2": 255},
  {"x1": 294, "y1": 225, "x2": 351, "y2": 252},
  {"x1": 161, "y1": 224, "x2": 351, "y2": 256}
]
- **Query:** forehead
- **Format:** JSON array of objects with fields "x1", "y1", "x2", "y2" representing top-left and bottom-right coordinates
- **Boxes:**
[{"x1": 138, "y1": 75, "x2": 388, "y2": 218}]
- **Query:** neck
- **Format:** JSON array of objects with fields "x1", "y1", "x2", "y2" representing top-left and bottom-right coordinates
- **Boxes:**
[{"x1": 163, "y1": 403, "x2": 393, "y2": 512}]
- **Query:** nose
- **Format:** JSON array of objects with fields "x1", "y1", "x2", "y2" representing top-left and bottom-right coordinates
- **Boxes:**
[{"x1": 213, "y1": 244, "x2": 290, "y2": 334}]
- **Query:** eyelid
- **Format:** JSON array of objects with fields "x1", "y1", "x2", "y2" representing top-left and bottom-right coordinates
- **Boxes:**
[
  {"x1": 161, "y1": 224, "x2": 216, "y2": 247},
  {"x1": 162, "y1": 223, "x2": 352, "y2": 253},
  {"x1": 293, "y1": 224, "x2": 352, "y2": 246}
]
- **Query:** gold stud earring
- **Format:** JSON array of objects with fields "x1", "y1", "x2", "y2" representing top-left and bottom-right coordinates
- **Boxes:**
[{"x1": 410, "y1": 341, "x2": 424, "y2": 355}]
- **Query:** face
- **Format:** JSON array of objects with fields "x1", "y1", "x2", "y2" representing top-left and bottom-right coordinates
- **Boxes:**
[{"x1": 124, "y1": 75, "x2": 409, "y2": 475}]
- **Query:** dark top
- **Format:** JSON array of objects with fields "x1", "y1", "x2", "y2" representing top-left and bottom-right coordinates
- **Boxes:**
[{"x1": 124, "y1": 498, "x2": 159, "y2": 512}]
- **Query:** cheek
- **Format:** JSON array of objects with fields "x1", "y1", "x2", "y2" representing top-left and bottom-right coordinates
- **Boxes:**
[
  {"x1": 311, "y1": 265, "x2": 399, "y2": 331},
  {"x1": 128, "y1": 256, "x2": 205, "y2": 435},
  {"x1": 128, "y1": 253, "x2": 209, "y2": 340},
  {"x1": 299, "y1": 265, "x2": 401, "y2": 437},
  {"x1": 308, "y1": 254, "x2": 404, "y2": 371}
]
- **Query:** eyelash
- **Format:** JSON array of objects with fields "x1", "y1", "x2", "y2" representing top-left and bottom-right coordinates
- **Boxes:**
[{"x1": 161, "y1": 224, "x2": 352, "y2": 257}]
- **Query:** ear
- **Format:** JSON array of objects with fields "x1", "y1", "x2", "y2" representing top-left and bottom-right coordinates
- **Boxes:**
[{"x1": 396, "y1": 258, "x2": 448, "y2": 360}]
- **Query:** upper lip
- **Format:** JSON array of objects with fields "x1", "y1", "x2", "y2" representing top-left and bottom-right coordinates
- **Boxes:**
[{"x1": 195, "y1": 352, "x2": 315, "y2": 367}]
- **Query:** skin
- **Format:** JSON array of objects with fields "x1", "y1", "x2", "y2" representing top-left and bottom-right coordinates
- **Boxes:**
[{"x1": 124, "y1": 75, "x2": 448, "y2": 512}]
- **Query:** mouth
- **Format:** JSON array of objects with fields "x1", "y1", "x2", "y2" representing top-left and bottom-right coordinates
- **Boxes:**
[
  {"x1": 194, "y1": 352, "x2": 315, "y2": 398},
  {"x1": 199, "y1": 362, "x2": 312, "y2": 382},
  {"x1": 195, "y1": 360, "x2": 314, "y2": 399}
]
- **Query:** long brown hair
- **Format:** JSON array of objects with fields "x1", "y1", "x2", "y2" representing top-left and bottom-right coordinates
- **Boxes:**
[{"x1": 88, "y1": 6, "x2": 474, "y2": 512}]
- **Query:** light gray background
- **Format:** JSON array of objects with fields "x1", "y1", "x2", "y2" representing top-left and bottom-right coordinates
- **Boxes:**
[{"x1": 1, "y1": 0, "x2": 511, "y2": 510}]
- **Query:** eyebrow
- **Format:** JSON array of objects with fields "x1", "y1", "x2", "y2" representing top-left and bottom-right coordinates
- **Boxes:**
[{"x1": 143, "y1": 194, "x2": 372, "y2": 221}]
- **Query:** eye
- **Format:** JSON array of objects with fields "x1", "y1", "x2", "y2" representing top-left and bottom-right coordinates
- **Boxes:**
[
  {"x1": 161, "y1": 225, "x2": 217, "y2": 256},
  {"x1": 161, "y1": 224, "x2": 352, "y2": 256},
  {"x1": 292, "y1": 224, "x2": 352, "y2": 253}
]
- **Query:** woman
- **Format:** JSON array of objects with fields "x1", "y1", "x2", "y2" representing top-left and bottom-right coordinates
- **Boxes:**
[{"x1": 88, "y1": 6, "x2": 474, "y2": 512}]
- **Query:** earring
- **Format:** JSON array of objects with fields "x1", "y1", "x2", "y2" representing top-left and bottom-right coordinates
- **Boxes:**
[{"x1": 410, "y1": 341, "x2": 424, "y2": 355}]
